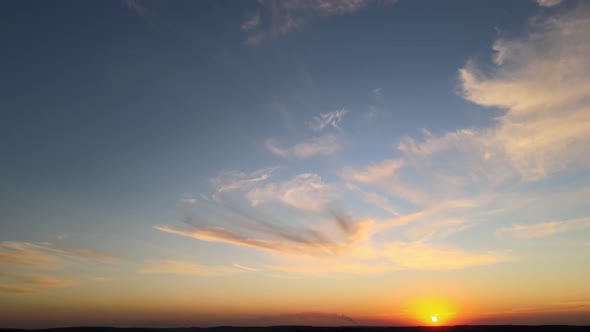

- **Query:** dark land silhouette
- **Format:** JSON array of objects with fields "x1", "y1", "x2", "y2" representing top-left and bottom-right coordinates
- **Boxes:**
[{"x1": 1, "y1": 326, "x2": 589, "y2": 332}]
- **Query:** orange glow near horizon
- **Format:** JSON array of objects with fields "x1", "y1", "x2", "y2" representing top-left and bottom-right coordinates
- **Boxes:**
[{"x1": 407, "y1": 297, "x2": 457, "y2": 326}]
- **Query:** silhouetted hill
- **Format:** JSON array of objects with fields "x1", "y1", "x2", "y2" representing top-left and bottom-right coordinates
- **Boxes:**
[{"x1": 2, "y1": 326, "x2": 589, "y2": 332}]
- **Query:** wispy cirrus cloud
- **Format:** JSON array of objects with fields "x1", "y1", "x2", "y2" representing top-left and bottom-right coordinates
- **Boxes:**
[
  {"x1": 0, "y1": 285, "x2": 39, "y2": 294},
  {"x1": 537, "y1": 0, "x2": 564, "y2": 7},
  {"x1": 497, "y1": 215, "x2": 590, "y2": 239},
  {"x1": 339, "y1": 159, "x2": 430, "y2": 206},
  {"x1": 242, "y1": 0, "x2": 397, "y2": 45},
  {"x1": 157, "y1": 6, "x2": 590, "y2": 276},
  {"x1": 0, "y1": 241, "x2": 120, "y2": 269},
  {"x1": 157, "y1": 156, "x2": 507, "y2": 273},
  {"x1": 241, "y1": 12, "x2": 260, "y2": 32},
  {"x1": 246, "y1": 173, "x2": 337, "y2": 212},
  {"x1": 123, "y1": 0, "x2": 152, "y2": 19},
  {"x1": 211, "y1": 167, "x2": 276, "y2": 194},
  {"x1": 139, "y1": 260, "x2": 257, "y2": 277},
  {"x1": 154, "y1": 225, "x2": 343, "y2": 257},
  {"x1": 265, "y1": 134, "x2": 342, "y2": 159},
  {"x1": 382, "y1": 241, "x2": 503, "y2": 270},
  {"x1": 307, "y1": 109, "x2": 348, "y2": 132},
  {"x1": 0, "y1": 272, "x2": 75, "y2": 287},
  {"x1": 0, "y1": 242, "x2": 60, "y2": 269}
]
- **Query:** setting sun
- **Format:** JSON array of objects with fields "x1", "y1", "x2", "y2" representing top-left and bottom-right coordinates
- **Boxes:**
[{"x1": 405, "y1": 297, "x2": 457, "y2": 325}]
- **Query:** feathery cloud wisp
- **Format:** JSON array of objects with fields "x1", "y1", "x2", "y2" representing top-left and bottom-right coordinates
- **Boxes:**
[
  {"x1": 497, "y1": 215, "x2": 590, "y2": 239},
  {"x1": 0, "y1": 285, "x2": 39, "y2": 294},
  {"x1": 265, "y1": 134, "x2": 342, "y2": 159},
  {"x1": 307, "y1": 109, "x2": 348, "y2": 132},
  {"x1": 139, "y1": 260, "x2": 255, "y2": 277},
  {"x1": 0, "y1": 241, "x2": 119, "y2": 269},
  {"x1": 242, "y1": 0, "x2": 397, "y2": 45},
  {"x1": 0, "y1": 272, "x2": 75, "y2": 287},
  {"x1": 537, "y1": 0, "x2": 564, "y2": 7},
  {"x1": 246, "y1": 173, "x2": 337, "y2": 212}
]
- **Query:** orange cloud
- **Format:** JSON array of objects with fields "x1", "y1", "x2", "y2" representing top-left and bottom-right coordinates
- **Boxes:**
[{"x1": 0, "y1": 272, "x2": 75, "y2": 287}]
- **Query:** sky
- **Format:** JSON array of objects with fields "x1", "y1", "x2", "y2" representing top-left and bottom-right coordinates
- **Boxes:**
[{"x1": 1, "y1": 0, "x2": 590, "y2": 328}]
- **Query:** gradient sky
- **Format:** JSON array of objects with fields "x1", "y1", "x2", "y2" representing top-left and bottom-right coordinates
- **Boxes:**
[{"x1": 1, "y1": 0, "x2": 590, "y2": 328}]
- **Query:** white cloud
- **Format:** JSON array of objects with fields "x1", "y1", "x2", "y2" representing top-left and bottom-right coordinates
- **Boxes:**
[
  {"x1": 393, "y1": 6, "x2": 590, "y2": 185},
  {"x1": 339, "y1": 159, "x2": 429, "y2": 205},
  {"x1": 265, "y1": 134, "x2": 341, "y2": 159},
  {"x1": 537, "y1": 0, "x2": 564, "y2": 7},
  {"x1": 457, "y1": 8, "x2": 590, "y2": 181},
  {"x1": 497, "y1": 215, "x2": 590, "y2": 239},
  {"x1": 307, "y1": 109, "x2": 348, "y2": 132},
  {"x1": 178, "y1": 194, "x2": 198, "y2": 205},
  {"x1": 246, "y1": 173, "x2": 337, "y2": 211},
  {"x1": 211, "y1": 167, "x2": 275, "y2": 193}
]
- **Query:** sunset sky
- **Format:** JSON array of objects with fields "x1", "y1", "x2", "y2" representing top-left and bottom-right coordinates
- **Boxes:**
[{"x1": 1, "y1": 0, "x2": 590, "y2": 328}]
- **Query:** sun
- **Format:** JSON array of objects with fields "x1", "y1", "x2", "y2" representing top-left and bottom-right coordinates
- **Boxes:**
[{"x1": 431, "y1": 315, "x2": 438, "y2": 323}]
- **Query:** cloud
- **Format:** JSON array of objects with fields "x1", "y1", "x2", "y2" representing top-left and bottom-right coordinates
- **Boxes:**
[
  {"x1": 123, "y1": 0, "x2": 152, "y2": 19},
  {"x1": 92, "y1": 277, "x2": 114, "y2": 282},
  {"x1": 537, "y1": 0, "x2": 564, "y2": 7},
  {"x1": 155, "y1": 5, "x2": 590, "y2": 277},
  {"x1": 339, "y1": 159, "x2": 429, "y2": 205},
  {"x1": 0, "y1": 285, "x2": 38, "y2": 294},
  {"x1": 456, "y1": 7, "x2": 590, "y2": 181},
  {"x1": 246, "y1": 173, "x2": 337, "y2": 211},
  {"x1": 241, "y1": 12, "x2": 260, "y2": 31},
  {"x1": 154, "y1": 225, "x2": 341, "y2": 257},
  {"x1": 345, "y1": 184, "x2": 400, "y2": 217},
  {"x1": 232, "y1": 263, "x2": 259, "y2": 272},
  {"x1": 211, "y1": 168, "x2": 275, "y2": 193},
  {"x1": 357, "y1": 4, "x2": 590, "y2": 222},
  {"x1": 178, "y1": 194, "x2": 198, "y2": 206},
  {"x1": 139, "y1": 260, "x2": 253, "y2": 277},
  {"x1": 242, "y1": 0, "x2": 396, "y2": 45},
  {"x1": 265, "y1": 134, "x2": 342, "y2": 159},
  {"x1": 0, "y1": 272, "x2": 74, "y2": 287},
  {"x1": 0, "y1": 242, "x2": 60, "y2": 269},
  {"x1": 383, "y1": 5, "x2": 590, "y2": 197},
  {"x1": 371, "y1": 87, "x2": 382, "y2": 98},
  {"x1": 497, "y1": 215, "x2": 590, "y2": 239},
  {"x1": 307, "y1": 109, "x2": 348, "y2": 132},
  {"x1": 382, "y1": 241, "x2": 504, "y2": 270},
  {"x1": 267, "y1": 243, "x2": 503, "y2": 275},
  {"x1": 403, "y1": 218, "x2": 471, "y2": 241},
  {"x1": 366, "y1": 106, "x2": 378, "y2": 122},
  {"x1": 0, "y1": 241, "x2": 120, "y2": 269},
  {"x1": 53, "y1": 247, "x2": 120, "y2": 264}
]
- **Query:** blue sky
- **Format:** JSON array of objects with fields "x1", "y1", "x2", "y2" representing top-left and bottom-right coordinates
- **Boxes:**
[{"x1": 1, "y1": 0, "x2": 590, "y2": 327}]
